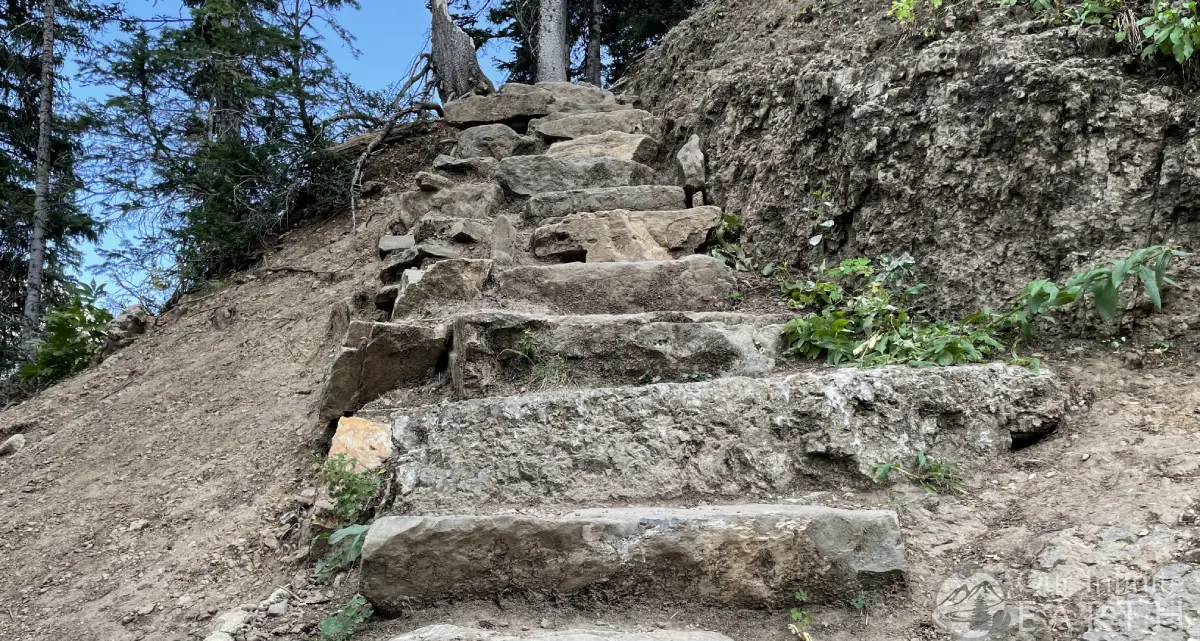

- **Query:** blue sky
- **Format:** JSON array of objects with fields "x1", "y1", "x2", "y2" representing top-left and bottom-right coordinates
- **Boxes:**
[{"x1": 75, "y1": 1, "x2": 510, "y2": 302}]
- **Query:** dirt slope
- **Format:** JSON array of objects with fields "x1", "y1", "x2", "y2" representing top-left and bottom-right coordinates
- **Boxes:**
[{"x1": 0, "y1": 126, "x2": 443, "y2": 641}]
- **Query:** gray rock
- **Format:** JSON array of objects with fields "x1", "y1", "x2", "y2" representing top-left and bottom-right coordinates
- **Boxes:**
[
  {"x1": 455, "y1": 124, "x2": 537, "y2": 160},
  {"x1": 547, "y1": 131, "x2": 660, "y2": 164},
  {"x1": 387, "y1": 626, "x2": 733, "y2": 641},
  {"x1": 378, "y1": 234, "x2": 416, "y2": 259},
  {"x1": 533, "y1": 81, "x2": 616, "y2": 106},
  {"x1": 527, "y1": 186, "x2": 687, "y2": 220},
  {"x1": 415, "y1": 171, "x2": 455, "y2": 192},
  {"x1": 266, "y1": 602, "x2": 287, "y2": 617},
  {"x1": 444, "y1": 89, "x2": 554, "y2": 128},
  {"x1": 531, "y1": 110, "x2": 662, "y2": 140},
  {"x1": 497, "y1": 156, "x2": 656, "y2": 197},
  {"x1": 361, "y1": 504, "x2": 906, "y2": 613},
  {"x1": 0, "y1": 433, "x2": 25, "y2": 457},
  {"x1": 411, "y1": 217, "x2": 490, "y2": 244},
  {"x1": 490, "y1": 215, "x2": 517, "y2": 266},
  {"x1": 396, "y1": 183, "x2": 504, "y2": 231},
  {"x1": 494, "y1": 255, "x2": 735, "y2": 315},
  {"x1": 104, "y1": 304, "x2": 153, "y2": 354},
  {"x1": 393, "y1": 259, "x2": 494, "y2": 319},
  {"x1": 530, "y1": 207, "x2": 721, "y2": 262},
  {"x1": 380, "y1": 241, "x2": 461, "y2": 283},
  {"x1": 675, "y1": 134, "x2": 705, "y2": 207},
  {"x1": 449, "y1": 310, "x2": 784, "y2": 397},
  {"x1": 431, "y1": 154, "x2": 499, "y2": 180},
  {"x1": 318, "y1": 321, "x2": 449, "y2": 420},
  {"x1": 386, "y1": 364, "x2": 1066, "y2": 510}
]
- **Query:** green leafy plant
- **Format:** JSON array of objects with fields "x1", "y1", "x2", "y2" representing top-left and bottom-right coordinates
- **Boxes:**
[
  {"x1": 708, "y1": 213, "x2": 758, "y2": 271},
  {"x1": 317, "y1": 454, "x2": 381, "y2": 526},
  {"x1": 1125, "y1": 1, "x2": 1200, "y2": 64},
  {"x1": 317, "y1": 594, "x2": 373, "y2": 641},
  {"x1": 849, "y1": 593, "x2": 867, "y2": 612},
  {"x1": 19, "y1": 281, "x2": 114, "y2": 383},
  {"x1": 873, "y1": 452, "x2": 965, "y2": 494},
  {"x1": 500, "y1": 329, "x2": 540, "y2": 363},
  {"x1": 313, "y1": 524, "x2": 369, "y2": 583},
  {"x1": 788, "y1": 588, "x2": 814, "y2": 640}
]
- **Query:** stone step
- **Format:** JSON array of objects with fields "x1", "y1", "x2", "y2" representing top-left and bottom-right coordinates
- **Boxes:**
[
  {"x1": 443, "y1": 82, "x2": 622, "y2": 130},
  {"x1": 449, "y1": 310, "x2": 785, "y2": 397},
  {"x1": 527, "y1": 186, "x2": 687, "y2": 220},
  {"x1": 546, "y1": 131, "x2": 659, "y2": 163},
  {"x1": 361, "y1": 504, "x2": 907, "y2": 614},
  {"x1": 386, "y1": 627, "x2": 733, "y2": 641},
  {"x1": 385, "y1": 365, "x2": 1066, "y2": 510},
  {"x1": 318, "y1": 321, "x2": 448, "y2": 421},
  {"x1": 497, "y1": 155, "x2": 655, "y2": 197},
  {"x1": 531, "y1": 109, "x2": 662, "y2": 140},
  {"x1": 395, "y1": 182, "x2": 504, "y2": 231},
  {"x1": 530, "y1": 207, "x2": 721, "y2": 262},
  {"x1": 493, "y1": 255, "x2": 735, "y2": 315}
]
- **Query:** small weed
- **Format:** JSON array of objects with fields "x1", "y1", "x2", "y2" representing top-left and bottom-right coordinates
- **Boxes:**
[
  {"x1": 317, "y1": 454, "x2": 381, "y2": 526},
  {"x1": 681, "y1": 371, "x2": 714, "y2": 382},
  {"x1": 317, "y1": 594, "x2": 373, "y2": 641},
  {"x1": 873, "y1": 452, "x2": 965, "y2": 494},
  {"x1": 500, "y1": 329, "x2": 540, "y2": 364},
  {"x1": 313, "y1": 523, "x2": 369, "y2": 583},
  {"x1": 532, "y1": 357, "x2": 569, "y2": 388},
  {"x1": 849, "y1": 594, "x2": 867, "y2": 612},
  {"x1": 705, "y1": 5, "x2": 725, "y2": 24},
  {"x1": 788, "y1": 588, "x2": 814, "y2": 640}
]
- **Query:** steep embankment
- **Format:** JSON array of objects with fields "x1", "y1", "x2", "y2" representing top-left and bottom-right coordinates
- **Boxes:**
[
  {"x1": 0, "y1": 126, "x2": 442, "y2": 641},
  {"x1": 622, "y1": 0, "x2": 1200, "y2": 316}
]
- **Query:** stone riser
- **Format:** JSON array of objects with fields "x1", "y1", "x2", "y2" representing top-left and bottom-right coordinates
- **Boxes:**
[{"x1": 361, "y1": 505, "x2": 907, "y2": 614}]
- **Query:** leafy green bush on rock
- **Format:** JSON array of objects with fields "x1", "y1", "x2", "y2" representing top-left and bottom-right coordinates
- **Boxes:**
[{"x1": 19, "y1": 282, "x2": 113, "y2": 384}]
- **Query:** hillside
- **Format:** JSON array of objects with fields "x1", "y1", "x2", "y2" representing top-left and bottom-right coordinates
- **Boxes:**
[{"x1": 3, "y1": 2, "x2": 1200, "y2": 641}]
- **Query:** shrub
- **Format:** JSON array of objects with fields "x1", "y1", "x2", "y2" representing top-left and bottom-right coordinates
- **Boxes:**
[
  {"x1": 19, "y1": 282, "x2": 114, "y2": 383},
  {"x1": 317, "y1": 595, "x2": 373, "y2": 641},
  {"x1": 317, "y1": 454, "x2": 381, "y2": 526}
]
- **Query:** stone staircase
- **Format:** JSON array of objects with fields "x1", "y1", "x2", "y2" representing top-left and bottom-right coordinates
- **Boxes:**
[{"x1": 317, "y1": 81, "x2": 1070, "y2": 641}]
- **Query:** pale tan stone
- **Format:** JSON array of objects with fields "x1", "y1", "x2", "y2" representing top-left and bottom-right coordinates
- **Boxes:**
[{"x1": 328, "y1": 417, "x2": 393, "y2": 472}]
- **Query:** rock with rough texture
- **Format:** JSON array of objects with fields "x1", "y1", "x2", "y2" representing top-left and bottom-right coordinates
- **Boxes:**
[
  {"x1": 454, "y1": 124, "x2": 536, "y2": 160},
  {"x1": 443, "y1": 89, "x2": 554, "y2": 128},
  {"x1": 431, "y1": 154, "x2": 499, "y2": 180},
  {"x1": 378, "y1": 234, "x2": 415, "y2": 259},
  {"x1": 490, "y1": 215, "x2": 517, "y2": 266},
  {"x1": 415, "y1": 171, "x2": 454, "y2": 192},
  {"x1": 388, "y1": 627, "x2": 732, "y2": 641},
  {"x1": 527, "y1": 186, "x2": 687, "y2": 220},
  {"x1": 547, "y1": 131, "x2": 659, "y2": 164},
  {"x1": 396, "y1": 183, "x2": 504, "y2": 231},
  {"x1": 534, "y1": 81, "x2": 616, "y2": 105},
  {"x1": 676, "y1": 134, "x2": 705, "y2": 207},
  {"x1": 104, "y1": 304, "x2": 153, "y2": 352},
  {"x1": 379, "y1": 241, "x2": 461, "y2": 283},
  {"x1": 497, "y1": 156, "x2": 655, "y2": 197},
  {"x1": 0, "y1": 433, "x2": 25, "y2": 457},
  {"x1": 531, "y1": 109, "x2": 661, "y2": 140},
  {"x1": 494, "y1": 255, "x2": 735, "y2": 314},
  {"x1": 449, "y1": 310, "x2": 783, "y2": 397},
  {"x1": 411, "y1": 217, "x2": 492, "y2": 244},
  {"x1": 318, "y1": 321, "x2": 448, "y2": 420},
  {"x1": 387, "y1": 365, "x2": 1066, "y2": 509},
  {"x1": 530, "y1": 207, "x2": 721, "y2": 262},
  {"x1": 328, "y1": 417, "x2": 393, "y2": 471},
  {"x1": 392, "y1": 259, "x2": 494, "y2": 319},
  {"x1": 362, "y1": 504, "x2": 906, "y2": 613}
]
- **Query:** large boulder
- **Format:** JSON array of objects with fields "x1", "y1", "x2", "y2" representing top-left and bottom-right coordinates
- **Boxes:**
[
  {"x1": 527, "y1": 186, "x2": 687, "y2": 220},
  {"x1": 431, "y1": 154, "x2": 498, "y2": 180},
  {"x1": 361, "y1": 505, "x2": 907, "y2": 613},
  {"x1": 494, "y1": 255, "x2": 736, "y2": 315},
  {"x1": 443, "y1": 89, "x2": 554, "y2": 129},
  {"x1": 531, "y1": 109, "x2": 662, "y2": 140},
  {"x1": 318, "y1": 321, "x2": 448, "y2": 420},
  {"x1": 379, "y1": 241, "x2": 461, "y2": 284},
  {"x1": 547, "y1": 131, "x2": 660, "y2": 164},
  {"x1": 530, "y1": 207, "x2": 721, "y2": 262},
  {"x1": 395, "y1": 183, "x2": 504, "y2": 231},
  {"x1": 385, "y1": 364, "x2": 1067, "y2": 510},
  {"x1": 454, "y1": 124, "x2": 536, "y2": 160},
  {"x1": 392, "y1": 259, "x2": 494, "y2": 319},
  {"x1": 496, "y1": 156, "x2": 656, "y2": 197}
]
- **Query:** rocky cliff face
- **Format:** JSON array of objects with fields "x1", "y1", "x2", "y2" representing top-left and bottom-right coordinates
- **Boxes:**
[{"x1": 622, "y1": 0, "x2": 1200, "y2": 312}]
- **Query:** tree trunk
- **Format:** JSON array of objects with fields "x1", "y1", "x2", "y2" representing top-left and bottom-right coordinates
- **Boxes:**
[
  {"x1": 584, "y1": 0, "x2": 602, "y2": 85},
  {"x1": 23, "y1": 0, "x2": 55, "y2": 344},
  {"x1": 537, "y1": 0, "x2": 568, "y2": 82},
  {"x1": 430, "y1": 0, "x2": 495, "y2": 103}
]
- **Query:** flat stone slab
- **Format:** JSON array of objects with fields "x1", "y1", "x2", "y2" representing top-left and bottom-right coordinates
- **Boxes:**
[
  {"x1": 454, "y1": 124, "x2": 537, "y2": 160},
  {"x1": 361, "y1": 505, "x2": 907, "y2": 613},
  {"x1": 392, "y1": 259, "x2": 494, "y2": 319},
  {"x1": 387, "y1": 364, "x2": 1066, "y2": 509},
  {"x1": 530, "y1": 207, "x2": 721, "y2": 262},
  {"x1": 531, "y1": 110, "x2": 661, "y2": 140},
  {"x1": 389, "y1": 626, "x2": 733, "y2": 641},
  {"x1": 493, "y1": 255, "x2": 735, "y2": 315},
  {"x1": 449, "y1": 310, "x2": 784, "y2": 397},
  {"x1": 547, "y1": 131, "x2": 659, "y2": 163},
  {"x1": 527, "y1": 186, "x2": 687, "y2": 220},
  {"x1": 444, "y1": 90, "x2": 554, "y2": 128},
  {"x1": 396, "y1": 183, "x2": 504, "y2": 231},
  {"x1": 497, "y1": 156, "x2": 655, "y2": 197}
]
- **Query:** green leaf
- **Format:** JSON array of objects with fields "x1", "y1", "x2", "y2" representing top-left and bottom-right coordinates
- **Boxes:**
[
  {"x1": 761, "y1": 262, "x2": 776, "y2": 277},
  {"x1": 1092, "y1": 281, "x2": 1119, "y2": 320},
  {"x1": 1138, "y1": 265, "x2": 1163, "y2": 309}
]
